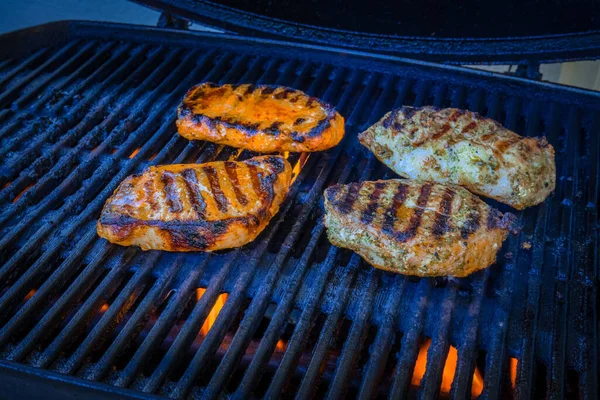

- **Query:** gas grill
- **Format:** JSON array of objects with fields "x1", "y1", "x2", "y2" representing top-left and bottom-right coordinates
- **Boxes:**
[{"x1": 0, "y1": 4, "x2": 599, "y2": 399}]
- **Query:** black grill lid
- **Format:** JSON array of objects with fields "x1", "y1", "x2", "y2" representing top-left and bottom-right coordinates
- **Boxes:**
[{"x1": 133, "y1": 0, "x2": 600, "y2": 64}]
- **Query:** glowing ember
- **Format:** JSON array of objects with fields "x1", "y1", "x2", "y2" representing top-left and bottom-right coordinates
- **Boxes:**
[
  {"x1": 510, "y1": 358, "x2": 518, "y2": 388},
  {"x1": 282, "y1": 151, "x2": 290, "y2": 159},
  {"x1": 12, "y1": 184, "x2": 33, "y2": 203},
  {"x1": 276, "y1": 339, "x2": 287, "y2": 351},
  {"x1": 129, "y1": 147, "x2": 141, "y2": 159},
  {"x1": 148, "y1": 153, "x2": 158, "y2": 161},
  {"x1": 196, "y1": 289, "x2": 228, "y2": 336},
  {"x1": 24, "y1": 289, "x2": 36, "y2": 301},
  {"x1": 100, "y1": 303, "x2": 110, "y2": 313},
  {"x1": 441, "y1": 345, "x2": 458, "y2": 393},
  {"x1": 2, "y1": 181, "x2": 11, "y2": 189}
]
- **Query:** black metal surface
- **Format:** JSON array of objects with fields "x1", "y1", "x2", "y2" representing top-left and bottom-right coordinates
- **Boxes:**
[
  {"x1": 133, "y1": 0, "x2": 600, "y2": 64},
  {"x1": 0, "y1": 21, "x2": 598, "y2": 399}
]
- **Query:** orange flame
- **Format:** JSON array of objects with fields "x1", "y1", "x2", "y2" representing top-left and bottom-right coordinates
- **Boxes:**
[
  {"x1": 24, "y1": 289, "x2": 36, "y2": 301},
  {"x1": 12, "y1": 184, "x2": 33, "y2": 203},
  {"x1": 412, "y1": 341, "x2": 484, "y2": 397},
  {"x1": 100, "y1": 303, "x2": 110, "y2": 313},
  {"x1": 129, "y1": 147, "x2": 141, "y2": 159},
  {"x1": 291, "y1": 153, "x2": 309, "y2": 183},
  {"x1": 229, "y1": 148, "x2": 245, "y2": 161},
  {"x1": 148, "y1": 153, "x2": 158, "y2": 161},
  {"x1": 509, "y1": 358, "x2": 518, "y2": 388},
  {"x1": 472, "y1": 364, "x2": 484, "y2": 397},
  {"x1": 2, "y1": 181, "x2": 11, "y2": 189},
  {"x1": 196, "y1": 289, "x2": 228, "y2": 336},
  {"x1": 276, "y1": 339, "x2": 287, "y2": 351}
]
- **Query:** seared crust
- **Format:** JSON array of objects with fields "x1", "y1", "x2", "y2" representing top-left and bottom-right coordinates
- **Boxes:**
[
  {"x1": 324, "y1": 179, "x2": 517, "y2": 277},
  {"x1": 97, "y1": 156, "x2": 292, "y2": 251},
  {"x1": 359, "y1": 106, "x2": 556, "y2": 209},
  {"x1": 177, "y1": 83, "x2": 345, "y2": 152}
]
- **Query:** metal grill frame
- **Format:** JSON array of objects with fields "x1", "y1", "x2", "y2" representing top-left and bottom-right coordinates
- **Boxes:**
[{"x1": 0, "y1": 21, "x2": 598, "y2": 399}]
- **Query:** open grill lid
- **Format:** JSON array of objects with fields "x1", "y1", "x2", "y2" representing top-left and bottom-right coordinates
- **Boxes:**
[{"x1": 132, "y1": 0, "x2": 600, "y2": 64}]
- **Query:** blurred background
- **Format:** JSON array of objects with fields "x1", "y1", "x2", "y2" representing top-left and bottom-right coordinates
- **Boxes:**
[{"x1": 1, "y1": 0, "x2": 599, "y2": 91}]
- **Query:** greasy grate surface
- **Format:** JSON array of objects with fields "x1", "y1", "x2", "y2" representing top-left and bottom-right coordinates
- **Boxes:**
[{"x1": 0, "y1": 23, "x2": 598, "y2": 399}]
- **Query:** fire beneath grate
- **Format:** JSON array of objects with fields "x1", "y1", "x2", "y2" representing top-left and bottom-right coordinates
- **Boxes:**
[{"x1": 0, "y1": 23, "x2": 598, "y2": 399}]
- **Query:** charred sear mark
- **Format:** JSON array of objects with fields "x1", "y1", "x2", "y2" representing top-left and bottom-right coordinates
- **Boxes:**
[
  {"x1": 401, "y1": 106, "x2": 419, "y2": 121},
  {"x1": 143, "y1": 179, "x2": 159, "y2": 211},
  {"x1": 382, "y1": 110, "x2": 397, "y2": 129},
  {"x1": 461, "y1": 208, "x2": 481, "y2": 239},
  {"x1": 160, "y1": 172, "x2": 183, "y2": 213},
  {"x1": 325, "y1": 185, "x2": 342, "y2": 203},
  {"x1": 486, "y1": 208, "x2": 503, "y2": 230},
  {"x1": 244, "y1": 84, "x2": 256, "y2": 95},
  {"x1": 182, "y1": 169, "x2": 206, "y2": 216},
  {"x1": 264, "y1": 156, "x2": 286, "y2": 174},
  {"x1": 203, "y1": 166, "x2": 228, "y2": 213},
  {"x1": 382, "y1": 183, "x2": 408, "y2": 235},
  {"x1": 339, "y1": 182, "x2": 361, "y2": 214},
  {"x1": 307, "y1": 115, "x2": 331, "y2": 138},
  {"x1": 264, "y1": 121, "x2": 283, "y2": 135},
  {"x1": 261, "y1": 87, "x2": 275, "y2": 95},
  {"x1": 306, "y1": 97, "x2": 317, "y2": 107},
  {"x1": 432, "y1": 188, "x2": 455, "y2": 237},
  {"x1": 290, "y1": 131, "x2": 305, "y2": 143},
  {"x1": 361, "y1": 182, "x2": 386, "y2": 224},
  {"x1": 461, "y1": 121, "x2": 477, "y2": 133},
  {"x1": 169, "y1": 227, "x2": 210, "y2": 250},
  {"x1": 274, "y1": 88, "x2": 295, "y2": 99},
  {"x1": 448, "y1": 109, "x2": 466, "y2": 122},
  {"x1": 294, "y1": 117, "x2": 306, "y2": 125},
  {"x1": 224, "y1": 162, "x2": 248, "y2": 206},
  {"x1": 431, "y1": 123, "x2": 451, "y2": 140},
  {"x1": 385, "y1": 183, "x2": 432, "y2": 242}
]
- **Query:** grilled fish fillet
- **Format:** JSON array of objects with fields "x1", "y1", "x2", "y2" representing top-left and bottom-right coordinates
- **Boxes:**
[
  {"x1": 359, "y1": 106, "x2": 555, "y2": 209},
  {"x1": 177, "y1": 83, "x2": 344, "y2": 152},
  {"x1": 97, "y1": 156, "x2": 292, "y2": 251},
  {"x1": 324, "y1": 179, "x2": 517, "y2": 277}
]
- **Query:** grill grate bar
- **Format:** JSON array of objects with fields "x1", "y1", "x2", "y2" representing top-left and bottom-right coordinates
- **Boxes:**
[
  {"x1": 0, "y1": 43, "x2": 144, "y2": 195},
  {"x1": 418, "y1": 285, "x2": 458, "y2": 398},
  {"x1": 0, "y1": 44, "x2": 154, "y2": 212},
  {"x1": 0, "y1": 41, "x2": 117, "y2": 155},
  {"x1": 36, "y1": 252, "x2": 162, "y2": 371},
  {"x1": 0, "y1": 48, "x2": 197, "y2": 295},
  {"x1": 326, "y1": 270, "x2": 379, "y2": 400},
  {"x1": 357, "y1": 276, "x2": 406, "y2": 400},
  {"x1": 84, "y1": 254, "x2": 184, "y2": 381},
  {"x1": 113, "y1": 255, "x2": 211, "y2": 388},
  {"x1": 0, "y1": 40, "x2": 81, "y2": 111},
  {"x1": 0, "y1": 47, "x2": 49, "y2": 95}
]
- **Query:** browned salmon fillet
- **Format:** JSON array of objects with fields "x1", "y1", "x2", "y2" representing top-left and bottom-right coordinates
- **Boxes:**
[
  {"x1": 324, "y1": 179, "x2": 518, "y2": 277},
  {"x1": 359, "y1": 106, "x2": 556, "y2": 209},
  {"x1": 176, "y1": 83, "x2": 345, "y2": 152},
  {"x1": 97, "y1": 156, "x2": 292, "y2": 251}
]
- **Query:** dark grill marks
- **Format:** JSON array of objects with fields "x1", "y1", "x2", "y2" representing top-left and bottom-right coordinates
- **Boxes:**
[
  {"x1": 461, "y1": 121, "x2": 477, "y2": 133},
  {"x1": 339, "y1": 182, "x2": 361, "y2": 214},
  {"x1": 143, "y1": 179, "x2": 159, "y2": 212},
  {"x1": 182, "y1": 169, "x2": 206, "y2": 217},
  {"x1": 274, "y1": 88, "x2": 294, "y2": 99},
  {"x1": 432, "y1": 188, "x2": 455, "y2": 237},
  {"x1": 461, "y1": 208, "x2": 481, "y2": 239},
  {"x1": 395, "y1": 183, "x2": 432, "y2": 242},
  {"x1": 381, "y1": 183, "x2": 409, "y2": 235},
  {"x1": 265, "y1": 121, "x2": 283, "y2": 135},
  {"x1": 294, "y1": 117, "x2": 305, "y2": 125},
  {"x1": 261, "y1": 86, "x2": 275, "y2": 95},
  {"x1": 244, "y1": 84, "x2": 256, "y2": 95},
  {"x1": 160, "y1": 172, "x2": 183, "y2": 213},
  {"x1": 224, "y1": 162, "x2": 248, "y2": 206},
  {"x1": 203, "y1": 166, "x2": 228, "y2": 213},
  {"x1": 361, "y1": 182, "x2": 386, "y2": 224}
]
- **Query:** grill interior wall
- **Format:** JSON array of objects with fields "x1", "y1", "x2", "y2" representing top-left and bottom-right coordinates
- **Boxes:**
[{"x1": 0, "y1": 29, "x2": 597, "y2": 400}]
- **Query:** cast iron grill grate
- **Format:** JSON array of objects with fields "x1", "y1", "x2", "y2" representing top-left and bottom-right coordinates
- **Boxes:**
[{"x1": 0, "y1": 23, "x2": 598, "y2": 399}]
